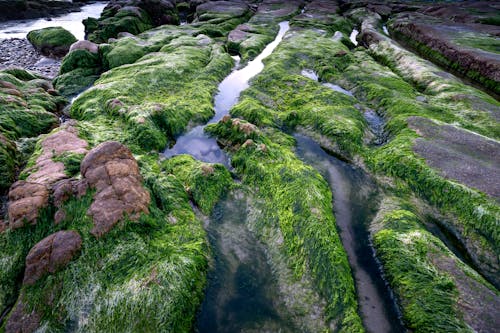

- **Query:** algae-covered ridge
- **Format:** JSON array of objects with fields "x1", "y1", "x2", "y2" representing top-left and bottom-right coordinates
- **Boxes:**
[{"x1": 0, "y1": 0, "x2": 499, "y2": 332}]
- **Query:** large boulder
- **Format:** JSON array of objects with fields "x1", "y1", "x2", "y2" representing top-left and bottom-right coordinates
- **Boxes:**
[
  {"x1": 7, "y1": 181, "x2": 49, "y2": 229},
  {"x1": 81, "y1": 141, "x2": 150, "y2": 237},
  {"x1": 27, "y1": 26, "x2": 77, "y2": 57},
  {"x1": 23, "y1": 230, "x2": 82, "y2": 285}
]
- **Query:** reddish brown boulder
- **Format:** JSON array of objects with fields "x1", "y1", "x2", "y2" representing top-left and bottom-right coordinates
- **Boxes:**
[
  {"x1": 27, "y1": 123, "x2": 88, "y2": 185},
  {"x1": 81, "y1": 141, "x2": 150, "y2": 238},
  {"x1": 23, "y1": 230, "x2": 82, "y2": 285},
  {"x1": 7, "y1": 181, "x2": 49, "y2": 229},
  {"x1": 4, "y1": 298, "x2": 41, "y2": 333}
]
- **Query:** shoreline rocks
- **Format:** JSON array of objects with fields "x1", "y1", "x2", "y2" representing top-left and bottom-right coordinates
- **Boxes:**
[
  {"x1": 27, "y1": 26, "x2": 77, "y2": 57},
  {"x1": 0, "y1": 38, "x2": 61, "y2": 79},
  {"x1": 81, "y1": 141, "x2": 150, "y2": 238}
]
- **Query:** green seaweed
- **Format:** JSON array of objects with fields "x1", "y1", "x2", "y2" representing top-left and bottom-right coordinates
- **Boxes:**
[{"x1": 207, "y1": 119, "x2": 364, "y2": 332}]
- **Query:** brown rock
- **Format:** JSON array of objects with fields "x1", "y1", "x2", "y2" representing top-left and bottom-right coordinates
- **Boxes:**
[
  {"x1": 7, "y1": 181, "x2": 49, "y2": 229},
  {"x1": 4, "y1": 298, "x2": 41, "y2": 333},
  {"x1": 27, "y1": 125, "x2": 88, "y2": 185},
  {"x1": 23, "y1": 230, "x2": 82, "y2": 285},
  {"x1": 81, "y1": 141, "x2": 150, "y2": 238},
  {"x1": 0, "y1": 80, "x2": 18, "y2": 90},
  {"x1": 69, "y1": 40, "x2": 99, "y2": 54},
  {"x1": 201, "y1": 164, "x2": 215, "y2": 176}
]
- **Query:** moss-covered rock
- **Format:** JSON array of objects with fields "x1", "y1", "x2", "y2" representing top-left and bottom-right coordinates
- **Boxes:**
[
  {"x1": 71, "y1": 33, "x2": 234, "y2": 151},
  {"x1": 27, "y1": 26, "x2": 77, "y2": 57},
  {"x1": 371, "y1": 198, "x2": 499, "y2": 333},
  {"x1": 54, "y1": 48, "x2": 103, "y2": 97},
  {"x1": 84, "y1": 0, "x2": 180, "y2": 43},
  {"x1": 161, "y1": 154, "x2": 232, "y2": 215},
  {"x1": 0, "y1": 133, "x2": 17, "y2": 192}
]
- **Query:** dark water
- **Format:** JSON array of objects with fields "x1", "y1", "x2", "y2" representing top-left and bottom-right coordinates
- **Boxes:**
[
  {"x1": 294, "y1": 133, "x2": 404, "y2": 333},
  {"x1": 195, "y1": 192, "x2": 295, "y2": 333},
  {"x1": 164, "y1": 22, "x2": 290, "y2": 166}
]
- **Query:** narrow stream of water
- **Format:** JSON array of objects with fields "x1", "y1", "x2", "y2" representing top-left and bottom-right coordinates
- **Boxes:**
[
  {"x1": 163, "y1": 21, "x2": 290, "y2": 166},
  {"x1": 294, "y1": 133, "x2": 404, "y2": 333},
  {"x1": 195, "y1": 191, "x2": 296, "y2": 333},
  {"x1": 0, "y1": 2, "x2": 107, "y2": 40}
]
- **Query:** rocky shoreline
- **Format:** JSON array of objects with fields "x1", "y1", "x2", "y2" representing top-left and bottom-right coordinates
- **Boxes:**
[
  {"x1": 0, "y1": 38, "x2": 61, "y2": 79},
  {"x1": 0, "y1": 1, "x2": 498, "y2": 332}
]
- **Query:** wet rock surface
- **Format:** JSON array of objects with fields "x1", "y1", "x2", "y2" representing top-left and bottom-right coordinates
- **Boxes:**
[
  {"x1": 389, "y1": 11, "x2": 500, "y2": 94},
  {"x1": 409, "y1": 116, "x2": 500, "y2": 201},
  {"x1": 81, "y1": 141, "x2": 150, "y2": 238},
  {"x1": 23, "y1": 230, "x2": 82, "y2": 285}
]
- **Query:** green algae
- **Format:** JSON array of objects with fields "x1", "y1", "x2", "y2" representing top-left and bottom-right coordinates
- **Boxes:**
[
  {"x1": 1, "y1": 155, "x2": 213, "y2": 332},
  {"x1": 71, "y1": 33, "x2": 234, "y2": 151},
  {"x1": 160, "y1": 155, "x2": 232, "y2": 215},
  {"x1": 329, "y1": 47, "x2": 500, "y2": 285},
  {"x1": 0, "y1": 134, "x2": 17, "y2": 192},
  {"x1": 207, "y1": 119, "x2": 364, "y2": 332},
  {"x1": 26, "y1": 26, "x2": 76, "y2": 55},
  {"x1": 371, "y1": 197, "x2": 499, "y2": 332},
  {"x1": 229, "y1": 27, "x2": 366, "y2": 159}
]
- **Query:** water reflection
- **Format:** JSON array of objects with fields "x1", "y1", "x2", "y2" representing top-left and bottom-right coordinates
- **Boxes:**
[
  {"x1": 164, "y1": 22, "x2": 290, "y2": 166},
  {"x1": 0, "y1": 2, "x2": 107, "y2": 40}
]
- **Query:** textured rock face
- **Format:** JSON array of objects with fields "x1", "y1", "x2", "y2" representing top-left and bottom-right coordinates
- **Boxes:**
[
  {"x1": 389, "y1": 12, "x2": 500, "y2": 93},
  {"x1": 6, "y1": 122, "x2": 88, "y2": 230},
  {"x1": 69, "y1": 40, "x2": 99, "y2": 54},
  {"x1": 4, "y1": 298, "x2": 41, "y2": 333},
  {"x1": 409, "y1": 116, "x2": 500, "y2": 201},
  {"x1": 27, "y1": 124, "x2": 88, "y2": 185},
  {"x1": 7, "y1": 181, "x2": 49, "y2": 229},
  {"x1": 23, "y1": 230, "x2": 82, "y2": 285},
  {"x1": 81, "y1": 141, "x2": 150, "y2": 237}
]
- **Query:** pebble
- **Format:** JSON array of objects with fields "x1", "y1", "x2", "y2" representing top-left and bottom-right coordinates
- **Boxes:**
[{"x1": 0, "y1": 38, "x2": 61, "y2": 79}]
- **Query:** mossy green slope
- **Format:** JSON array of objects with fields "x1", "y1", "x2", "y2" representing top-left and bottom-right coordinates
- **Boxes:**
[
  {"x1": 0, "y1": 69, "x2": 64, "y2": 191},
  {"x1": 71, "y1": 33, "x2": 234, "y2": 152},
  {"x1": 230, "y1": 26, "x2": 365, "y2": 160}
]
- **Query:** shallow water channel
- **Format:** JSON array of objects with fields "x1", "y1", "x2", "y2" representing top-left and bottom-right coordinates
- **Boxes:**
[
  {"x1": 164, "y1": 21, "x2": 290, "y2": 166},
  {"x1": 0, "y1": 2, "x2": 107, "y2": 40},
  {"x1": 294, "y1": 133, "x2": 404, "y2": 333},
  {"x1": 195, "y1": 191, "x2": 296, "y2": 333}
]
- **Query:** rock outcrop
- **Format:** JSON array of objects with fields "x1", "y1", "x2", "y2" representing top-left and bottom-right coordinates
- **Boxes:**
[
  {"x1": 27, "y1": 26, "x2": 77, "y2": 57},
  {"x1": 23, "y1": 230, "x2": 82, "y2": 285},
  {"x1": 81, "y1": 141, "x2": 150, "y2": 237},
  {"x1": 6, "y1": 122, "x2": 88, "y2": 230},
  {"x1": 7, "y1": 181, "x2": 49, "y2": 230},
  {"x1": 4, "y1": 298, "x2": 41, "y2": 333}
]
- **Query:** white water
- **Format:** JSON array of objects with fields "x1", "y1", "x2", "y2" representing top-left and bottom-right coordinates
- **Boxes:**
[
  {"x1": 350, "y1": 28, "x2": 359, "y2": 46},
  {"x1": 383, "y1": 25, "x2": 389, "y2": 35},
  {"x1": 0, "y1": 2, "x2": 107, "y2": 40},
  {"x1": 164, "y1": 21, "x2": 290, "y2": 166}
]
